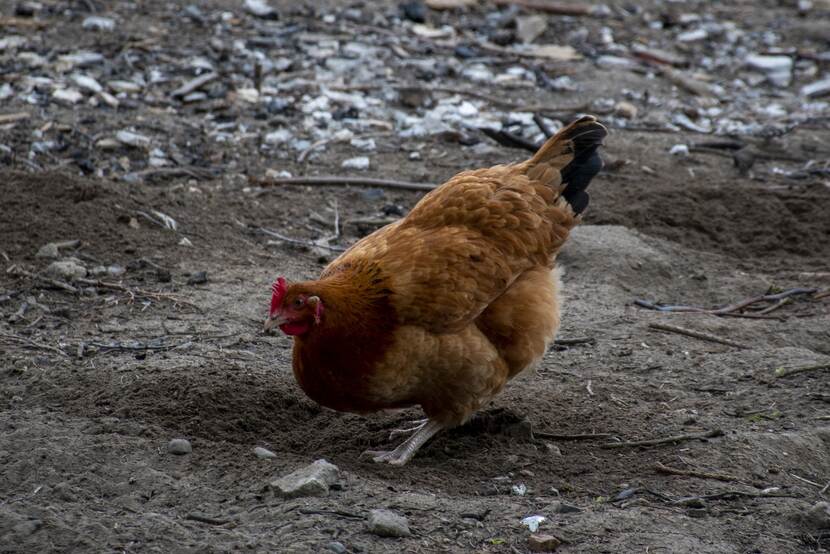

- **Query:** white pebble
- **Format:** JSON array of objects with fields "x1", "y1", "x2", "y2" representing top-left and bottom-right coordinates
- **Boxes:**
[
  {"x1": 341, "y1": 156, "x2": 370, "y2": 170},
  {"x1": 669, "y1": 144, "x2": 690, "y2": 157}
]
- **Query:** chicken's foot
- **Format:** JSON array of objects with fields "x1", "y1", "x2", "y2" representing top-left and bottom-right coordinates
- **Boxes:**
[
  {"x1": 388, "y1": 418, "x2": 428, "y2": 440},
  {"x1": 361, "y1": 419, "x2": 444, "y2": 466}
]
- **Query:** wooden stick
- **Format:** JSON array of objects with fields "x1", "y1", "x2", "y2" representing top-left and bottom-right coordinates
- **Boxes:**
[
  {"x1": 0, "y1": 112, "x2": 31, "y2": 125},
  {"x1": 250, "y1": 176, "x2": 436, "y2": 192},
  {"x1": 553, "y1": 337, "x2": 595, "y2": 346},
  {"x1": 0, "y1": 332, "x2": 69, "y2": 357},
  {"x1": 535, "y1": 432, "x2": 613, "y2": 441},
  {"x1": 601, "y1": 429, "x2": 724, "y2": 449},
  {"x1": 492, "y1": 0, "x2": 595, "y2": 16},
  {"x1": 774, "y1": 362, "x2": 830, "y2": 379},
  {"x1": 258, "y1": 227, "x2": 347, "y2": 252},
  {"x1": 648, "y1": 322, "x2": 750, "y2": 349},
  {"x1": 654, "y1": 461, "x2": 740, "y2": 482},
  {"x1": 7, "y1": 266, "x2": 79, "y2": 293}
]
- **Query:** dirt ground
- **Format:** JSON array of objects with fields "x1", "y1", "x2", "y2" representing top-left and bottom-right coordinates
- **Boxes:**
[{"x1": 2, "y1": 1, "x2": 830, "y2": 553}]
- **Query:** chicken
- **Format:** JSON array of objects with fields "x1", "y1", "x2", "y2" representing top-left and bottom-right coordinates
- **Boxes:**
[{"x1": 264, "y1": 116, "x2": 607, "y2": 465}]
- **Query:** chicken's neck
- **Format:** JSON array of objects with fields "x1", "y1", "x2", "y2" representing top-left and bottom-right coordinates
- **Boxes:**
[{"x1": 291, "y1": 270, "x2": 398, "y2": 413}]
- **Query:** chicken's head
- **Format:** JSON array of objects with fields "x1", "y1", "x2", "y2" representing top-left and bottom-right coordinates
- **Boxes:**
[{"x1": 263, "y1": 277, "x2": 324, "y2": 336}]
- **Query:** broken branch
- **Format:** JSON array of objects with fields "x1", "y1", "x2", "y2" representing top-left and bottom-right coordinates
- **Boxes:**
[
  {"x1": 250, "y1": 175, "x2": 435, "y2": 192},
  {"x1": 648, "y1": 322, "x2": 750, "y2": 349},
  {"x1": 774, "y1": 362, "x2": 830, "y2": 379},
  {"x1": 654, "y1": 461, "x2": 740, "y2": 482},
  {"x1": 601, "y1": 429, "x2": 724, "y2": 449}
]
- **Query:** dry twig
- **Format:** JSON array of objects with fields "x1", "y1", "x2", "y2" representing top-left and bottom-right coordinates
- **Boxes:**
[
  {"x1": 7, "y1": 266, "x2": 79, "y2": 293},
  {"x1": 635, "y1": 287, "x2": 818, "y2": 319},
  {"x1": 654, "y1": 461, "x2": 740, "y2": 482},
  {"x1": 602, "y1": 429, "x2": 724, "y2": 449},
  {"x1": 535, "y1": 432, "x2": 613, "y2": 441},
  {"x1": 258, "y1": 227, "x2": 347, "y2": 252},
  {"x1": 250, "y1": 175, "x2": 435, "y2": 192},
  {"x1": 0, "y1": 331, "x2": 69, "y2": 357},
  {"x1": 648, "y1": 322, "x2": 750, "y2": 349},
  {"x1": 774, "y1": 362, "x2": 830, "y2": 379}
]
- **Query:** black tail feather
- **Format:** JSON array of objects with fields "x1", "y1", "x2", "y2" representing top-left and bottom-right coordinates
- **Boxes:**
[{"x1": 559, "y1": 119, "x2": 606, "y2": 215}]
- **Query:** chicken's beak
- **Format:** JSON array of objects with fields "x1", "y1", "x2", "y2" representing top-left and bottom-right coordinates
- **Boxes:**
[{"x1": 263, "y1": 313, "x2": 289, "y2": 333}]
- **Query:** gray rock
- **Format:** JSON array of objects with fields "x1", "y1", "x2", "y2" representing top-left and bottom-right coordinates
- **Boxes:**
[
  {"x1": 367, "y1": 509, "x2": 411, "y2": 538},
  {"x1": 244, "y1": 0, "x2": 278, "y2": 18},
  {"x1": 745, "y1": 54, "x2": 793, "y2": 87},
  {"x1": 801, "y1": 77, "x2": 830, "y2": 98},
  {"x1": 324, "y1": 541, "x2": 347, "y2": 554},
  {"x1": 804, "y1": 501, "x2": 830, "y2": 528},
  {"x1": 46, "y1": 259, "x2": 87, "y2": 281},
  {"x1": 108, "y1": 80, "x2": 142, "y2": 94},
  {"x1": 71, "y1": 74, "x2": 103, "y2": 94},
  {"x1": 253, "y1": 446, "x2": 276, "y2": 459},
  {"x1": 167, "y1": 438, "x2": 192, "y2": 455},
  {"x1": 341, "y1": 156, "x2": 370, "y2": 170},
  {"x1": 52, "y1": 88, "x2": 83, "y2": 105},
  {"x1": 116, "y1": 130, "x2": 151, "y2": 148},
  {"x1": 270, "y1": 459, "x2": 339, "y2": 498},
  {"x1": 82, "y1": 16, "x2": 116, "y2": 31}
]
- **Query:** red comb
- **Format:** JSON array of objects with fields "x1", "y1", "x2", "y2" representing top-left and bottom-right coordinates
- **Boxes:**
[{"x1": 270, "y1": 277, "x2": 287, "y2": 315}]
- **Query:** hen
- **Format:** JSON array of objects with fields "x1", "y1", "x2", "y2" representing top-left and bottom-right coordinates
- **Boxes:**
[{"x1": 264, "y1": 116, "x2": 607, "y2": 465}]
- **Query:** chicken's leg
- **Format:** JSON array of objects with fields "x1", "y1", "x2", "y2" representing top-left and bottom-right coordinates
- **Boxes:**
[
  {"x1": 388, "y1": 418, "x2": 428, "y2": 440},
  {"x1": 361, "y1": 419, "x2": 444, "y2": 465}
]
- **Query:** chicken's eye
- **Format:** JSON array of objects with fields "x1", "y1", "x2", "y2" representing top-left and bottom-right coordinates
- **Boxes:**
[{"x1": 293, "y1": 297, "x2": 305, "y2": 308}]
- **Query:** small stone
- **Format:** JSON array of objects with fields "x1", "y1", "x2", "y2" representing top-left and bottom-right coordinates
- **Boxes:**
[
  {"x1": 745, "y1": 54, "x2": 793, "y2": 87},
  {"x1": 108, "y1": 80, "x2": 142, "y2": 94},
  {"x1": 324, "y1": 541, "x2": 347, "y2": 554},
  {"x1": 801, "y1": 77, "x2": 830, "y2": 98},
  {"x1": 57, "y1": 51, "x2": 104, "y2": 69},
  {"x1": 264, "y1": 129, "x2": 293, "y2": 145},
  {"x1": 244, "y1": 0, "x2": 278, "y2": 19},
  {"x1": 548, "y1": 501, "x2": 581, "y2": 514},
  {"x1": 677, "y1": 29, "x2": 708, "y2": 42},
  {"x1": 669, "y1": 144, "x2": 689, "y2": 157},
  {"x1": 528, "y1": 534, "x2": 561, "y2": 552},
  {"x1": 236, "y1": 88, "x2": 260, "y2": 103},
  {"x1": 71, "y1": 73, "x2": 103, "y2": 94},
  {"x1": 186, "y1": 271, "x2": 208, "y2": 285},
  {"x1": 96, "y1": 138, "x2": 121, "y2": 151},
  {"x1": 614, "y1": 101, "x2": 637, "y2": 119},
  {"x1": 367, "y1": 509, "x2": 411, "y2": 538},
  {"x1": 82, "y1": 16, "x2": 116, "y2": 31},
  {"x1": 270, "y1": 459, "x2": 340, "y2": 498},
  {"x1": 521, "y1": 515, "x2": 546, "y2": 532},
  {"x1": 167, "y1": 438, "x2": 192, "y2": 455},
  {"x1": 36, "y1": 243, "x2": 60, "y2": 259},
  {"x1": 511, "y1": 483, "x2": 527, "y2": 496},
  {"x1": 46, "y1": 259, "x2": 87, "y2": 281},
  {"x1": 543, "y1": 442, "x2": 562, "y2": 455},
  {"x1": 52, "y1": 88, "x2": 83, "y2": 105},
  {"x1": 116, "y1": 130, "x2": 151, "y2": 148},
  {"x1": 350, "y1": 137, "x2": 376, "y2": 151},
  {"x1": 401, "y1": 1, "x2": 427, "y2": 23},
  {"x1": 15, "y1": 2, "x2": 41, "y2": 17},
  {"x1": 342, "y1": 156, "x2": 370, "y2": 170},
  {"x1": 516, "y1": 15, "x2": 547, "y2": 44},
  {"x1": 253, "y1": 446, "x2": 276, "y2": 459},
  {"x1": 804, "y1": 501, "x2": 830, "y2": 528}
]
